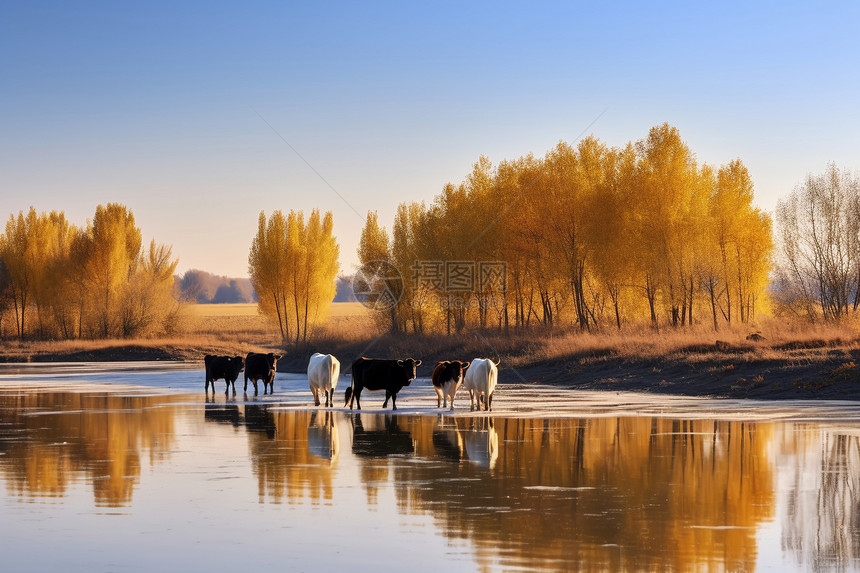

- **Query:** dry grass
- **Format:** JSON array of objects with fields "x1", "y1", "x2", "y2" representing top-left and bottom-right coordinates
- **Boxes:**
[
  {"x1": 4, "y1": 305, "x2": 858, "y2": 401},
  {"x1": 278, "y1": 310, "x2": 860, "y2": 372},
  {"x1": 4, "y1": 300, "x2": 860, "y2": 394}
]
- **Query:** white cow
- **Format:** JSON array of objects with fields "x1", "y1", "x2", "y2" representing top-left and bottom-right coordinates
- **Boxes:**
[
  {"x1": 307, "y1": 410, "x2": 340, "y2": 463},
  {"x1": 463, "y1": 358, "x2": 499, "y2": 412},
  {"x1": 307, "y1": 353, "x2": 341, "y2": 407},
  {"x1": 463, "y1": 417, "x2": 499, "y2": 469}
]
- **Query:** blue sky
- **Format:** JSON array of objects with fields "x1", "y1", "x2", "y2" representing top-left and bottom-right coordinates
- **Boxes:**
[{"x1": 2, "y1": 1, "x2": 859, "y2": 277}]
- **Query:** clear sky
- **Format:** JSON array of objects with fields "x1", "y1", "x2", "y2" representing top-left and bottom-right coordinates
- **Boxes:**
[{"x1": 2, "y1": 1, "x2": 859, "y2": 278}]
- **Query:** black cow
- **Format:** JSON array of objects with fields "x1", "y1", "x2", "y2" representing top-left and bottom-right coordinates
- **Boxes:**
[
  {"x1": 244, "y1": 352, "x2": 281, "y2": 395},
  {"x1": 344, "y1": 357, "x2": 422, "y2": 410},
  {"x1": 204, "y1": 355, "x2": 245, "y2": 393}
]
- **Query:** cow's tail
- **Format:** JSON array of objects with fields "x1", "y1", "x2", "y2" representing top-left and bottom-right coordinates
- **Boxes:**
[
  {"x1": 344, "y1": 372, "x2": 354, "y2": 407},
  {"x1": 492, "y1": 354, "x2": 502, "y2": 367},
  {"x1": 330, "y1": 359, "x2": 340, "y2": 389}
]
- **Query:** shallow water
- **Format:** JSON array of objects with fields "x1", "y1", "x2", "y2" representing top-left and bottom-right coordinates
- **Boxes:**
[{"x1": 1, "y1": 363, "x2": 860, "y2": 571}]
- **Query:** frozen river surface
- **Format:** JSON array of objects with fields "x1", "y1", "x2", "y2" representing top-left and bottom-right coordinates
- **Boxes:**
[{"x1": 2, "y1": 362, "x2": 860, "y2": 572}]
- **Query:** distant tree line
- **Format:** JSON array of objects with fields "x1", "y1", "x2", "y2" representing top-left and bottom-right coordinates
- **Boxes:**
[
  {"x1": 359, "y1": 123, "x2": 774, "y2": 333},
  {"x1": 333, "y1": 275, "x2": 357, "y2": 302},
  {"x1": 174, "y1": 270, "x2": 357, "y2": 305},
  {"x1": 176, "y1": 269, "x2": 256, "y2": 304},
  {"x1": 0, "y1": 204, "x2": 178, "y2": 339}
]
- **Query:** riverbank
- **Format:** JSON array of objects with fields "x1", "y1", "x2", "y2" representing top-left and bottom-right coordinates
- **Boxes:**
[{"x1": 1, "y1": 328, "x2": 859, "y2": 401}]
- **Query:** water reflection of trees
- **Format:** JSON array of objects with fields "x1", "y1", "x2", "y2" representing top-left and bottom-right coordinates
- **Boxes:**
[
  {"x1": 780, "y1": 425, "x2": 860, "y2": 571},
  {"x1": 355, "y1": 416, "x2": 776, "y2": 571},
  {"x1": 242, "y1": 407, "x2": 338, "y2": 504},
  {"x1": 0, "y1": 391, "x2": 180, "y2": 506}
]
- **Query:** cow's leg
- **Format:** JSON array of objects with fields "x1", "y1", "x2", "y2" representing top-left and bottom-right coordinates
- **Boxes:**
[
  {"x1": 325, "y1": 389, "x2": 332, "y2": 408},
  {"x1": 383, "y1": 391, "x2": 390, "y2": 409},
  {"x1": 488, "y1": 393, "x2": 493, "y2": 411},
  {"x1": 312, "y1": 387, "x2": 320, "y2": 406},
  {"x1": 354, "y1": 387, "x2": 362, "y2": 410},
  {"x1": 434, "y1": 385, "x2": 443, "y2": 408},
  {"x1": 469, "y1": 389, "x2": 475, "y2": 412},
  {"x1": 391, "y1": 392, "x2": 397, "y2": 411}
]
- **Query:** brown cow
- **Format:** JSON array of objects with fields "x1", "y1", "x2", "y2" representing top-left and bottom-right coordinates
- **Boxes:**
[{"x1": 432, "y1": 360, "x2": 470, "y2": 410}]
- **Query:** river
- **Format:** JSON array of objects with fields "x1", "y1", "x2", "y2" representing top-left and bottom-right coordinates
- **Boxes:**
[{"x1": 1, "y1": 363, "x2": 859, "y2": 571}]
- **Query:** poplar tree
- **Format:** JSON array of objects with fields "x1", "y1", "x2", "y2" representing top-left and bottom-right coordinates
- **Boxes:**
[{"x1": 248, "y1": 209, "x2": 340, "y2": 343}]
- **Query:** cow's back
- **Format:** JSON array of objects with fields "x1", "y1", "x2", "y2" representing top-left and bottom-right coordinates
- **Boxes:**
[
  {"x1": 464, "y1": 359, "x2": 492, "y2": 391},
  {"x1": 308, "y1": 353, "x2": 328, "y2": 385},
  {"x1": 309, "y1": 353, "x2": 338, "y2": 388},
  {"x1": 486, "y1": 360, "x2": 498, "y2": 395},
  {"x1": 245, "y1": 352, "x2": 274, "y2": 378},
  {"x1": 352, "y1": 358, "x2": 400, "y2": 391}
]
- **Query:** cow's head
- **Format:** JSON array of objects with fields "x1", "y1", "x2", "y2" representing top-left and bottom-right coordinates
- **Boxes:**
[
  {"x1": 450, "y1": 360, "x2": 470, "y2": 382},
  {"x1": 397, "y1": 358, "x2": 422, "y2": 385},
  {"x1": 232, "y1": 356, "x2": 245, "y2": 374},
  {"x1": 266, "y1": 353, "x2": 282, "y2": 370},
  {"x1": 437, "y1": 360, "x2": 469, "y2": 383}
]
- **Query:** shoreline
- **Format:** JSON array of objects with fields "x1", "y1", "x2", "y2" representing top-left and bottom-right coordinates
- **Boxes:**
[{"x1": 1, "y1": 335, "x2": 858, "y2": 402}]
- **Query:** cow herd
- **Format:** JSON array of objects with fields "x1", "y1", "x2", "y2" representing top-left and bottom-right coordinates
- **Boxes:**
[{"x1": 204, "y1": 352, "x2": 499, "y2": 412}]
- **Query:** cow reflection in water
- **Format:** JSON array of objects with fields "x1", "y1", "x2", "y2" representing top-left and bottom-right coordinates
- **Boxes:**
[
  {"x1": 432, "y1": 417, "x2": 498, "y2": 469},
  {"x1": 203, "y1": 398, "x2": 242, "y2": 428},
  {"x1": 244, "y1": 405, "x2": 277, "y2": 439},
  {"x1": 307, "y1": 410, "x2": 339, "y2": 463},
  {"x1": 462, "y1": 417, "x2": 499, "y2": 469},
  {"x1": 351, "y1": 414, "x2": 415, "y2": 458},
  {"x1": 239, "y1": 407, "x2": 339, "y2": 503}
]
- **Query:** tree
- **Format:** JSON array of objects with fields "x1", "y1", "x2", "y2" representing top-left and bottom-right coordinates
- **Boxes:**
[
  {"x1": 633, "y1": 123, "x2": 700, "y2": 328},
  {"x1": 121, "y1": 241, "x2": 179, "y2": 336},
  {"x1": 249, "y1": 211, "x2": 289, "y2": 339},
  {"x1": 248, "y1": 209, "x2": 340, "y2": 343},
  {"x1": 84, "y1": 204, "x2": 143, "y2": 337},
  {"x1": 356, "y1": 211, "x2": 398, "y2": 332},
  {"x1": 775, "y1": 164, "x2": 860, "y2": 320},
  {"x1": 0, "y1": 203, "x2": 178, "y2": 339},
  {"x1": 0, "y1": 256, "x2": 12, "y2": 337},
  {"x1": 362, "y1": 124, "x2": 774, "y2": 333},
  {"x1": 0, "y1": 208, "x2": 77, "y2": 338}
]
